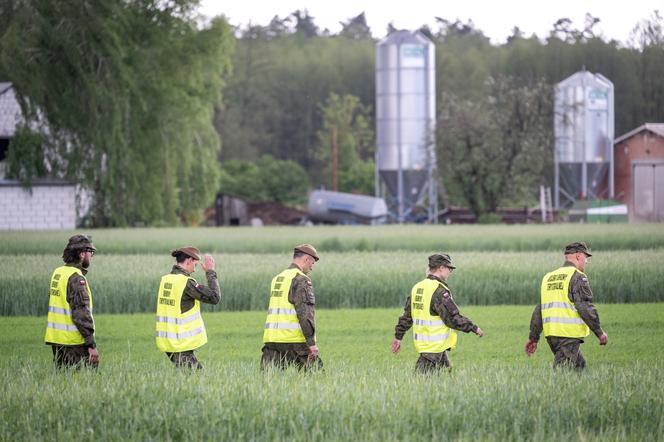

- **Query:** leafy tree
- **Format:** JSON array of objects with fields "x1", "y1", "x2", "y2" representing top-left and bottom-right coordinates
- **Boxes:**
[
  {"x1": 0, "y1": 0, "x2": 234, "y2": 226},
  {"x1": 292, "y1": 9, "x2": 318, "y2": 38},
  {"x1": 257, "y1": 155, "x2": 309, "y2": 204},
  {"x1": 217, "y1": 32, "x2": 375, "y2": 172},
  {"x1": 219, "y1": 155, "x2": 309, "y2": 205},
  {"x1": 314, "y1": 93, "x2": 373, "y2": 191},
  {"x1": 630, "y1": 10, "x2": 664, "y2": 47},
  {"x1": 3, "y1": 126, "x2": 47, "y2": 185},
  {"x1": 340, "y1": 12, "x2": 372, "y2": 40},
  {"x1": 437, "y1": 77, "x2": 552, "y2": 217},
  {"x1": 218, "y1": 160, "x2": 265, "y2": 200},
  {"x1": 338, "y1": 159, "x2": 375, "y2": 195}
]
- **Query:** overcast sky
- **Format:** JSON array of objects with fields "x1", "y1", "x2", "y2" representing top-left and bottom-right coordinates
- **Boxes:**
[{"x1": 199, "y1": 0, "x2": 661, "y2": 44}]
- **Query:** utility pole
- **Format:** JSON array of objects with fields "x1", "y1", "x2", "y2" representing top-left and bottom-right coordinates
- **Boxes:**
[{"x1": 331, "y1": 125, "x2": 338, "y2": 192}]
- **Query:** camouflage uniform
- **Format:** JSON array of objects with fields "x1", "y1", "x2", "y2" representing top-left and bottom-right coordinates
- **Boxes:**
[
  {"x1": 165, "y1": 265, "x2": 221, "y2": 369},
  {"x1": 261, "y1": 263, "x2": 323, "y2": 371},
  {"x1": 47, "y1": 263, "x2": 98, "y2": 369},
  {"x1": 395, "y1": 274, "x2": 479, "y2": 372},
  {"x1": 529, "y1": 261, "x2": 604, "y2": 370}
]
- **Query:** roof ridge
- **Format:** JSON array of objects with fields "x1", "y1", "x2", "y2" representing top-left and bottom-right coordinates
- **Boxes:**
[
  {"x1": 0, "y1": 82, "x2": 12, "y2": 96},
  {"x1": 614, "y1": 123, "x2": 664, "y2": 144}
]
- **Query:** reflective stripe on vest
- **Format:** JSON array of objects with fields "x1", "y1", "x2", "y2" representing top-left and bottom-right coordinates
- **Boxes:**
[
  {"x1": 543, "y1": 317, "x2": 585, "y2": 324},
  {"x1": 155, "y1": 273, "x2": 208, "y2": 352},
  {"x1": 155, "y1": 326, "x2": 206, "y2": 340},
  {"x1": 413, "y1": 332, "x2": 452, "y2": 342},
  {"x1": 413, "y1": 318, "x2": 444, "y2": 327},
  {"x1": 156, "y1": 311, "x2": 202, "y2": 325},
  {"x1": 267, "y1": 308, "x2": 297, "y2": 315},
  {"x1": 46, "y1": 322, "x2": 79, "y2": 332},
  {"x1": 48, "y1": 306, "x2": 72, "y2": 315},
  {"x1": 265, "y1": 322, "x2": 302, "y2": 330},
  {"x1": 44, "y1": 266, "x2": 93, "y2": 345},
  {"x1": 263, "y1": 268, "x2": 307, "y2": 343},
  {"x1": 411, "y1": 278, "x2": 458, "y2": 353},
  {"x1": 541, "y1": 302, "x2": 577, "y2": 311},
  {"x1": 540, "y1": 266, "x2": 590, "y2": 338}
]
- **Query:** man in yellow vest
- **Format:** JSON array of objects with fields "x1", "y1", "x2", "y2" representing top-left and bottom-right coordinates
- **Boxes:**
[
  {"x1": 155, "y1": 246, "x2": 220, "y2": 369},
  {"x1": 44, "y1": 234, "x2": 99, "y2": 368},
  {"x1": 525, "y1": 242, "x2": 608, "y2": 369},
  {"x1": 261, "y1": 244, "x2": 322, "y2": 370},
  {"x1": 391, "y1": 253, "x2": 484, "y2": 372}
]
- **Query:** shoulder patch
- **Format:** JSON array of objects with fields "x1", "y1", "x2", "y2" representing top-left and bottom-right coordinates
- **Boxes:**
[
  {"x1": 442, "y1": 291, "x2": 450, "y2": 299},
  {"x1": 195, "y1": 283, "x2": 201, "y2": 289},
  {"x1": 79, "y1": 280, "x2": 86, "y2": 286},
  {"x1": 306, "y1": 280, "x2": 312, "y2": 287}
]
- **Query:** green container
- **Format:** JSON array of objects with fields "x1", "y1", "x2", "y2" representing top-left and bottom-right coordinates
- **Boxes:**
[{"x1": 586, "y1": 200, "x2": 628, "y2": 223}]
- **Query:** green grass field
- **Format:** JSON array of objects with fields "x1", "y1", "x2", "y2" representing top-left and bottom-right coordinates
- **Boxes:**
[
  {"x1": 1, "y1": 223, "x2": 663, "y2": 254},
  {"x1": 2, "y1": 249, "x2": 663, "y2": 315},
  {"x1": 2, "y1": 225, "x2": 663, "y2": 440},
  {"x1": 3, "y1": 225, "x2": 663, "y2": 315},
  {"x1": 1, "y1": 305, "x2": 663, "y2": 441}
]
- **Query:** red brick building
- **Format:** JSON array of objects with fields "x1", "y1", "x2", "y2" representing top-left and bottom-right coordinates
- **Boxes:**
[{"x1": 614, "y1": 123, "x2": 664, "y2": 222}]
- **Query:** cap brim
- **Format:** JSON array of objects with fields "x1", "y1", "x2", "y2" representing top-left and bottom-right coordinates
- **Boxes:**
[
  {"x1": 583, "y1": 251, "x2": 592, "y2": 257},
  {"x1": 446, "y1": 264, "x2": 456, "y2": 269}
]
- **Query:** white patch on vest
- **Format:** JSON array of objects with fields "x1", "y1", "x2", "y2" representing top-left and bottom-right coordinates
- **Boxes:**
[
  {"x1": 442, "y1": 291, "x2": 450, "y2": 299},
  {"x1": 79, "y1": 280, "x2": 86, "y2": 285}
]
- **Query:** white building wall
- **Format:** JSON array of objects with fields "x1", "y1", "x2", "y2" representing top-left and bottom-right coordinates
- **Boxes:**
[{"x1": 0, "y1": 183, "x2": 77, "y2": 230}]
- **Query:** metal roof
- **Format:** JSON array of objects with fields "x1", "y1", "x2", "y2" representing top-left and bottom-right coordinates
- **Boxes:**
[
  {"x1": 556, "y1": 70, "x2": 613, "y2": 89},
  {"x1": 0, "y1": 82, "x2": 21, "y2": 138},
  {"x1": 614, "y1": 123, "x2": 664, "y2": 145},
  {"x1": 377, "y1": 29, "x2": 432, "y2": 46}
]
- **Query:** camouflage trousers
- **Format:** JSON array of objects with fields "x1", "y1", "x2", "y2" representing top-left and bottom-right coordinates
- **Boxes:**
[
  {"x1": 261, "y1": 344, "x2": 323, "y2": 371},
  {"x1": 546, "y1": 337, "x2": 586, "y2": 370},
  {"x1": 51, "y1": 344, "x2": 98, "y2": 369},
  {"x1": 165, "y1": 350, "x2": 203, "y2": 369},
  {"x1": 415, "y1": 351, "x2": 451, "y2": 373}
]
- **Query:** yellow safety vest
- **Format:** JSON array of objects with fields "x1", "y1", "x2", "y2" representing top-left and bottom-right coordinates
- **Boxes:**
[
  {"x1": 411, "y1": 278, "x2": 458, "y2": 353},
  {"x1": 155, "y1": 274, "x2": 208, "y2": 352},
  {"x1": 263, "y1": 268, "x2": 308, "y2": 343},
  {"x1": 540, "y1": 266, "x2": 590, "y2": 338},
  {"x1": 44, "y1": 265, "x2": 94, "y2": 345}
]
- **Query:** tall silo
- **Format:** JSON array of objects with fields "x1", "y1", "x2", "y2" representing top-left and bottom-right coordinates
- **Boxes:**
[
  {"x1": 375, "y1": 30, "x2": 437, "y2": 223},
  {"x1": 554, "y1": 70, "x2": 614, "y2": 208}
]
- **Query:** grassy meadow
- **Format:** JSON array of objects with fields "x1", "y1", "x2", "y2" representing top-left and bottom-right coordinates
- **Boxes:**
[
  {"x1": 1, "y1": 249, "x2": 663, "y2": 315},
  {"x1": 2, "y1": 225, "x2": 663, "y2": 440},
  {"x1": 1, "y1": 305, "x2": 663, "y2": 441},
  {"x1": 1, "y1": 223, "x2": 664, "y2": 254},
  {"x1": 2, "y1": 223, "x2": 664, "y2": 316}
]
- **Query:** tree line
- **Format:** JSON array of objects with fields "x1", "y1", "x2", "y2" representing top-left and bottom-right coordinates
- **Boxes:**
[{"x1": 1, "y1": 2, "x2": 662, "y2": 224}]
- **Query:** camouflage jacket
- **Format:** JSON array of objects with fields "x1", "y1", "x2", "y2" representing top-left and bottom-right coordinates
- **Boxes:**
[
  {"x1": 529, "y1": 262, "x2": 603, "y2": 342},
  {"x1": 395, "y1": 274, "x2": 478, "y2": 341},
  {"x1": 170, "y1": 265, "x2": 221, "y2": 313},
  {"x1": 63, "y1": 263, "x2": 96, "y2": 348},
  {"x1": 287, "y1": 263, "x2": 317, "y2": 347}
]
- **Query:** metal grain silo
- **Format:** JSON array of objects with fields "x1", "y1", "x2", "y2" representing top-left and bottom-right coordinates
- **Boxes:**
[
  {"x1": 375, "y1": 30, "x2": 437, "y2": 223},
  {"x1": 554, "y1": 70, "x2": 614, "y2": 208}
]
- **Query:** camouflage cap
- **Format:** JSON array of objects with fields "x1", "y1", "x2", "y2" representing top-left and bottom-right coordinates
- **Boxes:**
[
  {"x1": 564, "y1": 241, "x2": 592, "y2": 257},
  {"x1": 428, "y1": 253, "x2": 456, "y2": 269},
  {"x1": 65, "y1": 234, "x2": 96, "y2": 252},
  {"x1": 171, "y1": 246, "x2": 201, "y2": 261},
  {"x1": 294, "y1": 244, "x2": 319, "y2": 261}
]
